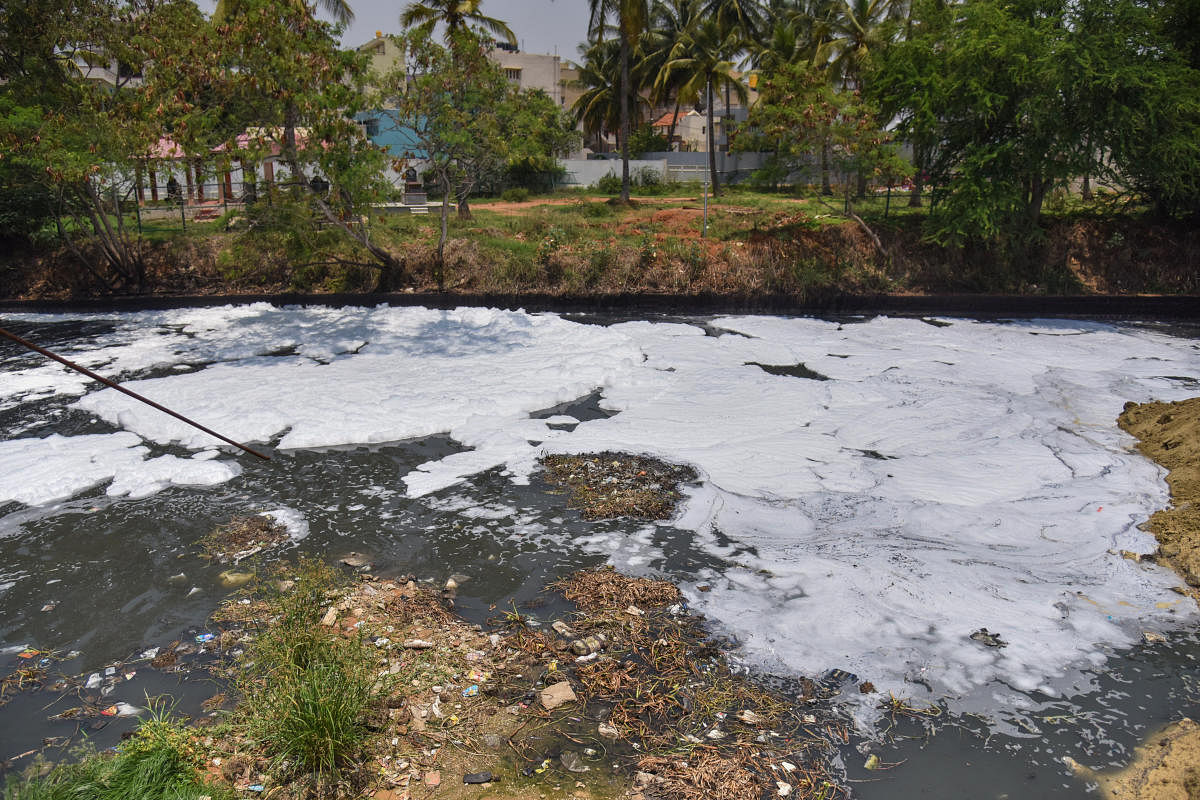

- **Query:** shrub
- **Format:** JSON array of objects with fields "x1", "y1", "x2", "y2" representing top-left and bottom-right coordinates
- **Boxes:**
[
  {"x1": 536, "y1": 226, "x2": 566, "y2": 266},
  {"x1": 595, "y1": 172, "x2": 622, "y2": 195},
  {"x1": 500, "y1": 187, "x2": 530, "y2": 203}
]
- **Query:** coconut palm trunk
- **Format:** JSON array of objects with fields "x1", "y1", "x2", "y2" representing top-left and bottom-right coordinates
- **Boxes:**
[
  {"x1": 620, "y1": 33, "x2": 632, "y2": 203},
  {"x1": 707, "y1": 79, "x2": 719, "y2": 196}
]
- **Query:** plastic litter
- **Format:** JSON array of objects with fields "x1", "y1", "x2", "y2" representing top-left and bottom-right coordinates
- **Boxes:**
[
  {"x1": 819, "y1": 668, "x2": 858, "y2": 689},
  {"x1": 561, "y1": 751, "x2": 589, "y2": 773},
  {"x1": 195, "y1": 633, "x2": 215, "y2": 644},
  {"x1": 248, "y1": 785, "x2": 264, "y2": 792},
  {"x1": 462, "y1": 685, "x2": 479, "y2": 698},
  {"x1": 462, "y1": 772, "x2": 494, "y2": 784}
]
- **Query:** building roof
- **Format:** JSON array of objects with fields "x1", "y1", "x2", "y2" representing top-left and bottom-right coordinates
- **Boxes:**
[{"x1": 651, "y1": 110, "x2": 695, "y2": 128}]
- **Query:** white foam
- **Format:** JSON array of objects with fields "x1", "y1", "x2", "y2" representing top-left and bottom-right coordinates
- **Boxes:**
[
  {"x1": 5, "y1": 306, "x2": 1200, "y2": 716},
  {"x1": 261, "y1": 508, "x2": 309, "y2": 541},
  {"x1": 0, "y1": 432, "x2": 239, "y2": 505}
]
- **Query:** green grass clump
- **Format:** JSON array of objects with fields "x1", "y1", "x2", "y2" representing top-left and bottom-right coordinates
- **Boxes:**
[
  {"x1": 234, "y1": 560, "x2": 391, "y2": 790},
  {"x1": 3, "y1": 708, "x2": 228, "y2": 800}
]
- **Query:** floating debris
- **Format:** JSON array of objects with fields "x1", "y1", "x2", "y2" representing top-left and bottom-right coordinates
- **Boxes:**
[
  {"x1": 969, "y1": 628, "x2": 1007, "y2": 648},
  {"x1": 549, "y1": 565, "x2": 681, "y2": 614},
  {"x1": 539, "y1": 452, "x2": 697, "y2": 520},
  {"x1": 199, "y1": 516, "x2": 289, "y2": 564}
]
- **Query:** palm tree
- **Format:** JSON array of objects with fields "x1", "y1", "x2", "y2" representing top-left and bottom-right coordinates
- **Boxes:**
[
  {"x1": 399, "y1": 0, "x2": 516, "y2": 45},
  {"x1": 572, "y1": 39, "x2": 651, "y2": 153},
  {"x1": 657, "y1": 16, "x2": 746, "y2": 194},
  {"x1": 588, "y1": 0, "x2": 650, "y2": 203},
  {"x1": 704, "y1": 0, "x2": 766, "y2": 35},
  {"x1": 811, "y1": 0, "x2": 899, "y2": 90},
  {"x1": 641, "y1": 0, "x2": 705, "y2": 147},
  {"x1": 811, "y1": 0, "x2": 899, "y2": 194}
]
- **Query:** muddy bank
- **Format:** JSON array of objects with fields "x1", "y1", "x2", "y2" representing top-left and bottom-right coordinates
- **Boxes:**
[
  {"x1": 1119, "y1": 397, "x2": 1200, "y2": 587},
  {"x1": 1096, "y1": 397, "x2": 1200, "y2": 800},
  {"x1": 1068, "y1": 719, "x2": 1200, "y2": 800}
]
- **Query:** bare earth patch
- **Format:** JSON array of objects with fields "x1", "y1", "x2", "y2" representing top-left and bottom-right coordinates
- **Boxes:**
[
  {"x1": 1068, "y1": 718, "x2": 1200, "y2": 800},
  {"x1": 1118, "y1": 397, "x2": 1200, "y2": 586},
  {"x1": 1091, "y1": 396, "x2": 1200, "y2": 799}
]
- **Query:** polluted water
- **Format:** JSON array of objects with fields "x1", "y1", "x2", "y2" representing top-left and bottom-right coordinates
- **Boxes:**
[{"x1": 2, "y1": 305, "x2": 1200, "y2": 796}]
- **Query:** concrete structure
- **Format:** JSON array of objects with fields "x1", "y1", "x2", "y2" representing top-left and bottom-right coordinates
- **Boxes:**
[
  {"x1": 357, "y1": 32, "x2": 405, "y2": 81},
  {"x1": 487, "y1": 43, "x2": 574, "y2": 108},
  {"x1": 559, "y1": 159, "x2": 668, "y2": 187}
]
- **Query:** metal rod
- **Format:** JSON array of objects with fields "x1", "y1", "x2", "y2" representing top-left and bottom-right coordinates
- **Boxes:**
[{"x1": 0, "y1": 326, "x2": 271, "y2": 461}]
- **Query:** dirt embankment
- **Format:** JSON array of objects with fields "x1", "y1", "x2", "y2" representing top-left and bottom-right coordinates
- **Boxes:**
[
  {"x1": 1089, "y1": 397, "x2": 1200, "y2": 800},
  {"x1": 1119, "y1": 397, "x2": 1200, "y2": 586},
  {"x1": 3, "y1": 211, "x2": 1199, "y2": 301}
]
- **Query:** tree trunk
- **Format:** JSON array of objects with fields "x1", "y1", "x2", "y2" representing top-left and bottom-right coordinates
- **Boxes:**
[
  {"x1": 1081, "y1": 133, "x2": 1094, "y2": 201},
  {"x1": 707, "y1": 79, "x2": 720, "y2": 197},
  {"x1": 283, "y1": 104, "x2": 299, "y2": 190},
  {"x1": 1028, "y1": 174, "x2": 1048, "y2": 224},
  {"x1": 909, "y1": 146, "x2": 924, "y2": 207},
  {"x1": 437, "y1": 174, "x2": 450, "y2": 291},
  {"x1": 619, "y1": 33, "x2": 631, "y2": 203},
  {"x1": 666, "y1": 98, "x2": 681, "y2": 149},
  {"x1": 820, "y1": 140, "x2": 832, "y2": 195},
  {"x1": 456, "y1": 191, "x2": 472, "y2": 221}
]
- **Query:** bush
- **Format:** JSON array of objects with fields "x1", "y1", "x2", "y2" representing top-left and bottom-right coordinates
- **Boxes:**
[
  {"x1": 500, "y1": 187, "x2": 530, "y2": 203},
  {"x1": 595, "y1": 172, "x2": 622, "y2": 195}
]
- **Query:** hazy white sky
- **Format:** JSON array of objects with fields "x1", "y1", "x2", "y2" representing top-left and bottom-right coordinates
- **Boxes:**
[
  {"x1": 343, "y1": 0, "x2": 592, "y2": 59},
  {"x1": 194, "y1": 0, "x2": 592, "y2": 60}
]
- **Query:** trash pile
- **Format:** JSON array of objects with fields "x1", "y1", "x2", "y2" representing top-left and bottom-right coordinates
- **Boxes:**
[
  {"x1": 539, "y1": 452, "x2": 698, "y2": 520},
  {"x1": 3, "y1": 558, "x2": 850, "y2": 800},
  {"x1": 542, "y1": 567, "x2": 848, "y2": 800},
  {"x1": 198, "y1": 515, "x2": 291, "y2": 564},
  {"x1": 0, "y1": 639, "x2": 221, "y2": 771}
]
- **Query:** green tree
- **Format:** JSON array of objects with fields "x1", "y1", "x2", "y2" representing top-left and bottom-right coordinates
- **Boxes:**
[
  {"x1": 642, "y1": 0, "x2": 705, "y2": 147},
  {"x1": 399, "y1": 0, "x2": 516, "y2": 45},
  {"x1": 503, "y1": 89, "x2": 582, "y2": 191},
  {"x1": 382, "y1": 28, "x2": 512, "y2": 284},
  {"x1": 0, "y1": 0, "x2": 201, "y2": 288},
  {"x1": 734, "y1": 59, "x2": 906, "y2": 251},
  {"x1": 206, "y1": 0, "x2": 399, "y2": 284},
  {"x1": 588, "y1": 0, "x2": 650, "y2": 203},
  {"x1": 875, "y1": 0, "x2": 1199, "y2": 244}
]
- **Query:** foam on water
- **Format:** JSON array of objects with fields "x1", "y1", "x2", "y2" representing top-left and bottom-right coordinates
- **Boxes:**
[{"x1": 3, "y1": 306, "x2": 1199, "y2": 716}]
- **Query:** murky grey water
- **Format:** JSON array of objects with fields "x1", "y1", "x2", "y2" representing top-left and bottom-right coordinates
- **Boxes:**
[{"x1": 2, "y1": 314, "x2": 1199, "y2": 797}]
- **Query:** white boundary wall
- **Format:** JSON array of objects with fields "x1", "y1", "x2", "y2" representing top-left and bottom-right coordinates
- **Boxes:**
[{"x1": 559, "y1": 159, "x2": 668, "y2": 187}]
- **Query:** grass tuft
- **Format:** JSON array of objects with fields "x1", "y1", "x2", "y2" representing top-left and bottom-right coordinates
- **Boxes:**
[{"x1": 232, "y1": 559, "x2": 390, "y2": 792}]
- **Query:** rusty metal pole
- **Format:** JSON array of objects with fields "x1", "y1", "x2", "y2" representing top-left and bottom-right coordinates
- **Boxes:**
[{"x1": 0, "y1": 326, "x2": 271, "y2": 461}]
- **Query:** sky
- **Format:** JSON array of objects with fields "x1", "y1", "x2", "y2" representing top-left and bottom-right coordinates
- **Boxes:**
[
  {"x1": 193, "y1": 0, "x2": 592, "y2": 60},
  {"x1": 343, "y1": 0, "x2": 592, "y2": 59}
]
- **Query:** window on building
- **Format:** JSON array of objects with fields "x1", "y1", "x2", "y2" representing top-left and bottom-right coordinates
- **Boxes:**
[
  {"x1": 362, "y1": 117, "x2": 380, "y2": 137},
  {"x1": 504, "y1": 68, "x2": 522, "y2": 82}
]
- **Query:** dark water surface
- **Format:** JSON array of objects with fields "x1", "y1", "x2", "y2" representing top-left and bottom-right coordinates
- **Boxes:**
[{"x1": 2, "y1": 314, "x2": 1200, "y2": 798}]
